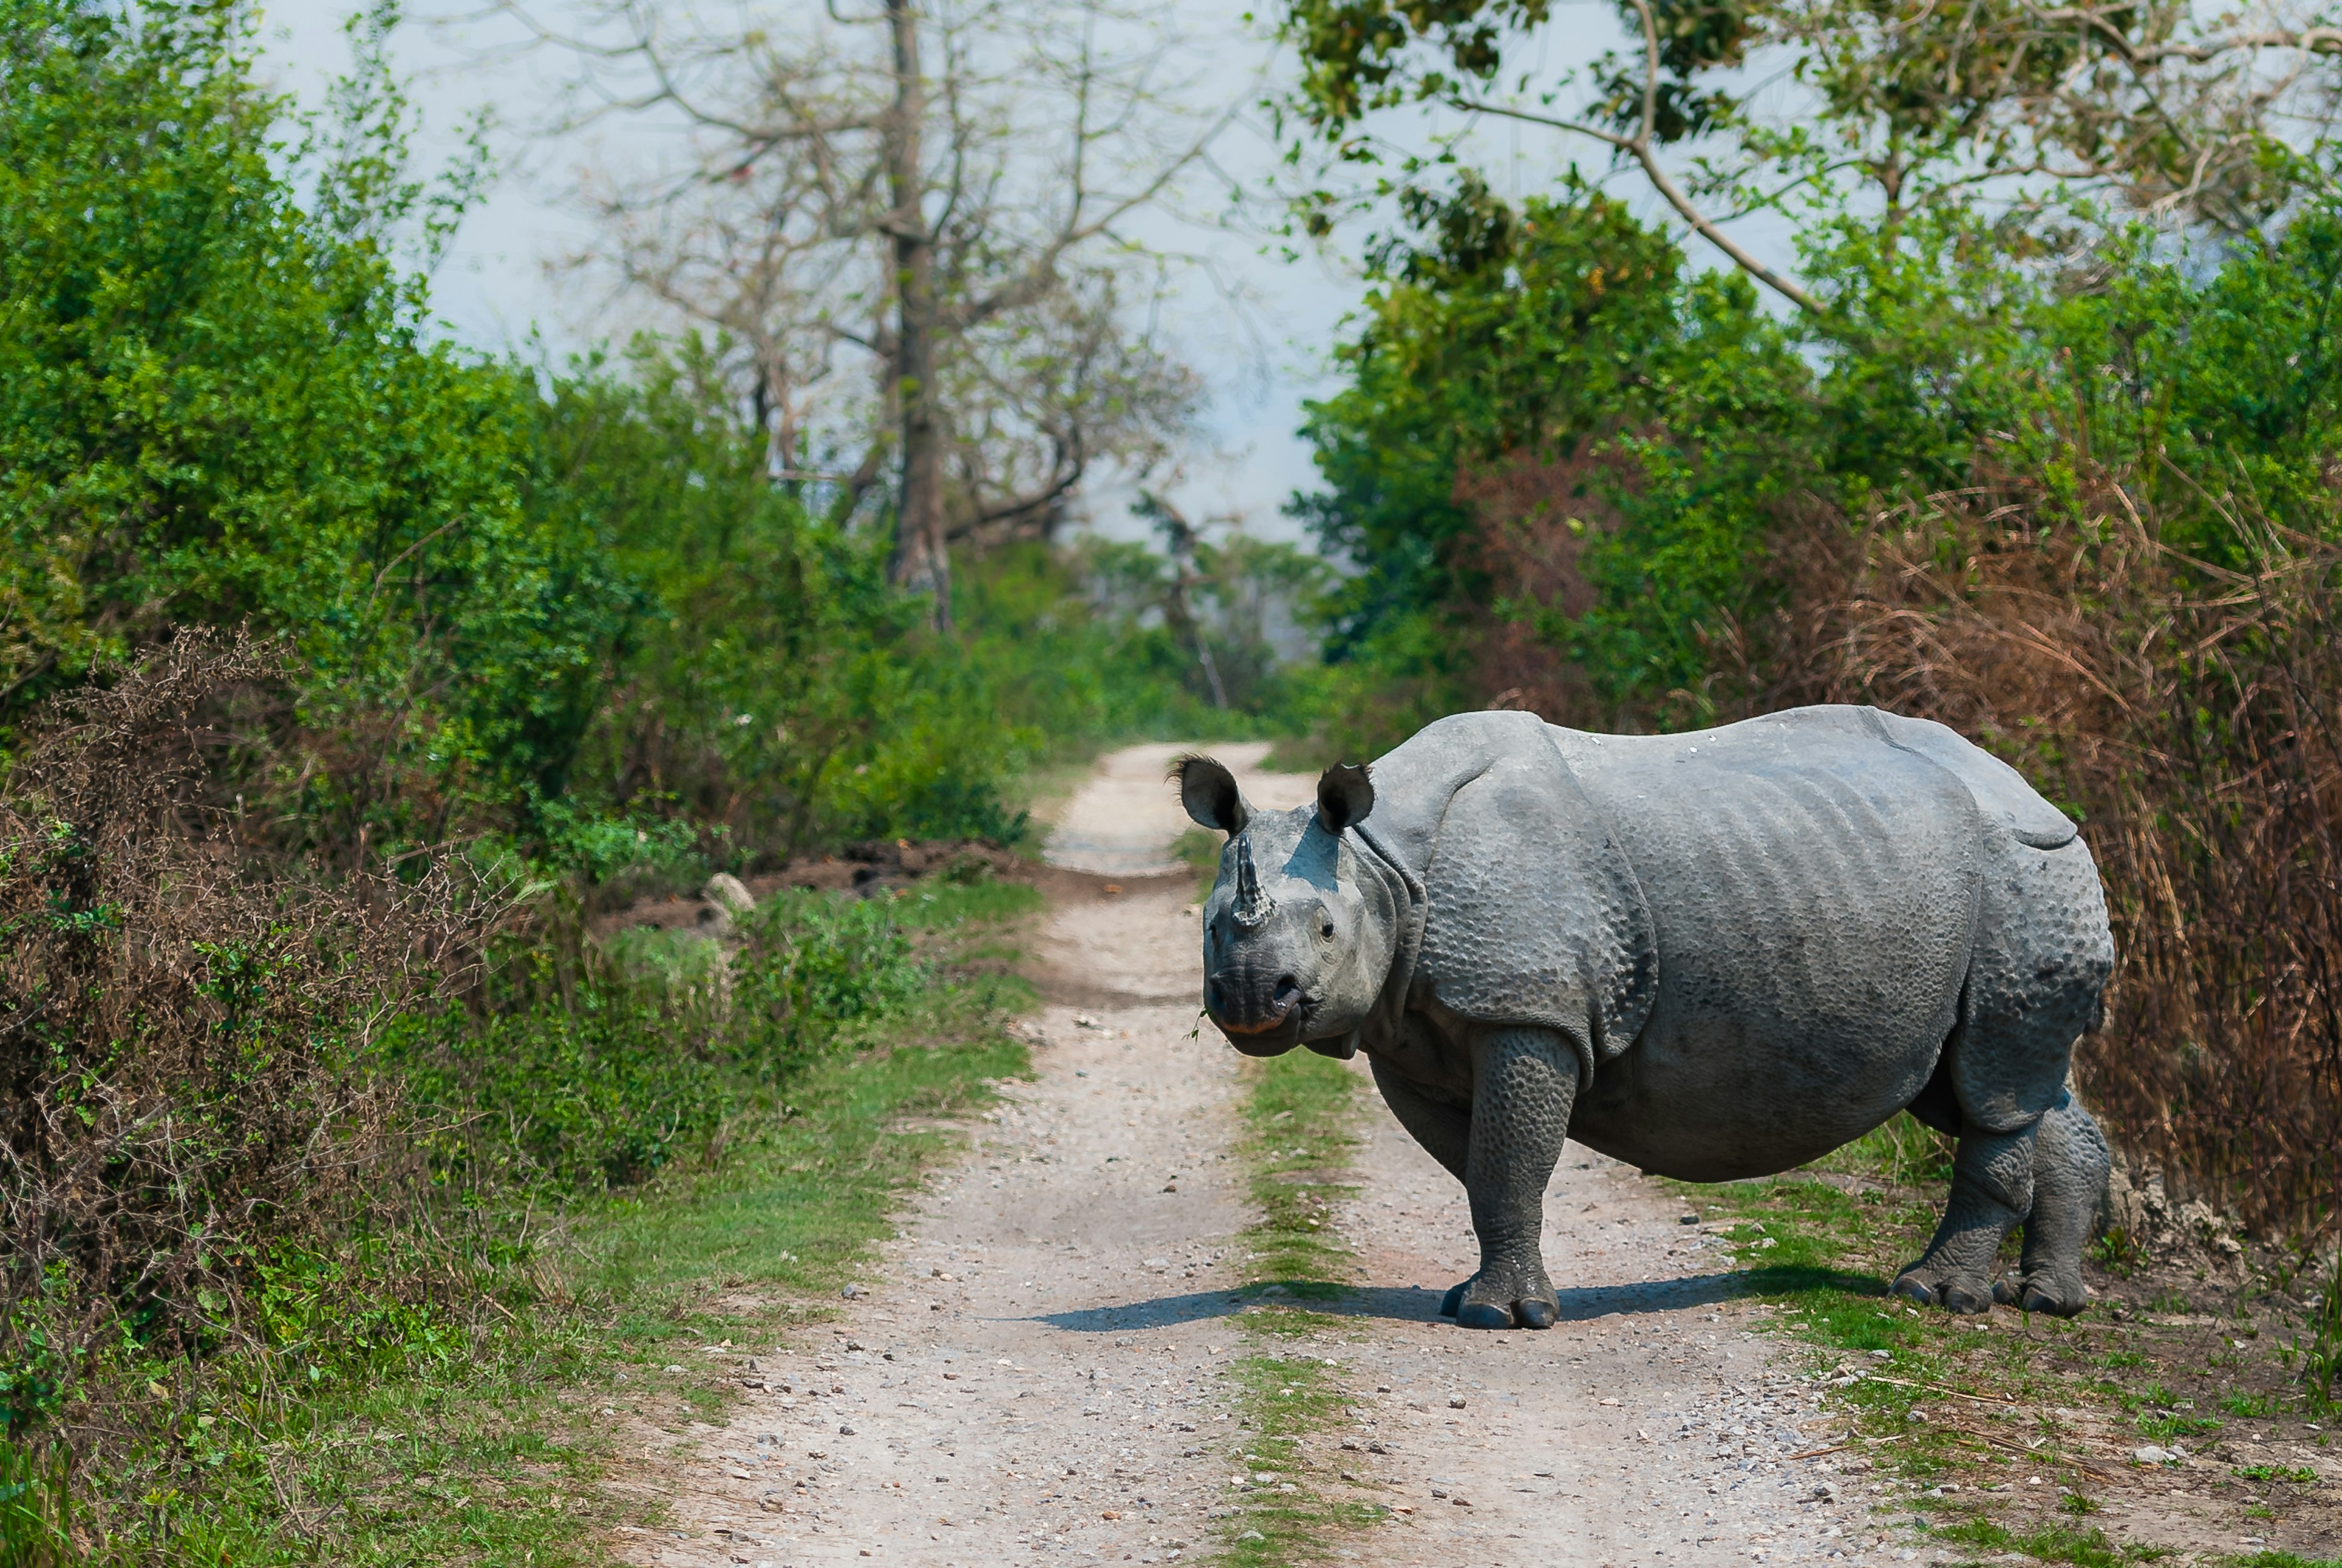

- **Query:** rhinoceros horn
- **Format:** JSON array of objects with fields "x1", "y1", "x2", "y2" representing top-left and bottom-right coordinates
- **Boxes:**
[{"x1": 1232, "y1": 837, "x2": 1273, "y2": 929}]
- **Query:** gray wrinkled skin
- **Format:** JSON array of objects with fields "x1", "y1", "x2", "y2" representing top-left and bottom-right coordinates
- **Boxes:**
[{"x1": 1177, "y1": 707, "x2": 2116, "y2": 1330}]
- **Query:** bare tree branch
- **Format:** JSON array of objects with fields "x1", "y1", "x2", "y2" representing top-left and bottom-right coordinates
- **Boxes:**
[
  {"x1": 484, "y1": 0, "x2": 1232, "y2": 623},
  {"x1": 1456, "y1": 0, "x2": 1824, "y2": 319}
]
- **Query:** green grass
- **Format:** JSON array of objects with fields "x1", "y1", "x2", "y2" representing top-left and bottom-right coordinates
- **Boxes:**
[
  {"x1": 149, "y1": 1028, "x2": 1032, "y2": 1566},
  {"x1": 1668, "y1": 1118, "x2": 2342, "y2": 1563},
  {"x1": 897, "y1": 876, "x2": 1048, "y2": 931},
  {"x1": 70, "y1": 881, "x2": 1043, "y2": 1566},
  {"x1": 1235, "y1": 1050, "x2": 1365, "y2": 1295},
  {"x1": 1815, "y1": 1111, "x2": 1955, "y2": 1187},
  {"x1": 582, "y1": 993, "x2": 1032, "y2": 1302},
  {"x1": 0, "y1": 1436, "x2": 73, "y2": 1567},
  {"x1": 2232, "y1": 1464, "x2": 2321, "y2": 1484},
  {"x1": 1667, "y1": 1158, "x2": 2114, "y2": 1487},
  {"x1": 1671, "y1": 1172, "x2": 1997, "y2": 1477},
  {"x1": 1927, "y1": 1514, "x2": 2168, "y2": 1566},
  {"x1": 1213, "y1": 1049, "x2": 1378, "y2": 1566},
  {"x1": 1217, "y1": 1345, "x2": 1380, "y2": 1568}
]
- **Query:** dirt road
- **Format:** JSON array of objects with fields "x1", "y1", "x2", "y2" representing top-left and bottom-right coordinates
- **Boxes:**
[{"x1": 618, "y1": 745, "x2": 1903, "y2": 1568}]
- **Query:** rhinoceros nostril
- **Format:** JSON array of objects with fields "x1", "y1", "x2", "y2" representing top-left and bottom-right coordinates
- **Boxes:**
[{"x1": 1272, "y1": 975, "x2": 1301, "y2": 1009}]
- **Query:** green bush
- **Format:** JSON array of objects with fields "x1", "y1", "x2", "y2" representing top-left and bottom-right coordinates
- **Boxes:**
[
  {"x1": 727, "y1": 892, "x2": 928, "y2": 1075},
  {"x1": 0, "y1": 0, "x2": 634, "y2": 849},
  {"x1": 390, "y1": 890, "x2": 931, "y2": 1198},
  {"x1": 1292, "y1": 177, "x2": 2342, "y2": 731}
]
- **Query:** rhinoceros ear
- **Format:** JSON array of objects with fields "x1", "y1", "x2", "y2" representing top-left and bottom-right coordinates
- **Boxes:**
[
  {"x1": 1172, "y1": 754, "x2": 1251, "y2": 834},
  {"x1": 1316, "y1": 762, "x2": 1375, "y2": 833}
]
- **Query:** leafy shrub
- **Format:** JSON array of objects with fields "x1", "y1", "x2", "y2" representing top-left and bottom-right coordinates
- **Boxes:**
[
  {"x1": 0, "y1": 635, "x2": 462, "y2": 1428},
  {"x1": 389, "y1": 973, "x2": 736, "y2": 1195},
  {"x1": 727, "y1": 892, "x2": 928, "y2": 1077},
  {"x1": 392, "y1": 891, "x2": 929, "y2": 1198}
]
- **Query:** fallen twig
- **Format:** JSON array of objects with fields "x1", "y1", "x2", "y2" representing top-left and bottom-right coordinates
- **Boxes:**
[{"x1": 1853, "y1": 1373, "x2": 2018, "y2": 1405}]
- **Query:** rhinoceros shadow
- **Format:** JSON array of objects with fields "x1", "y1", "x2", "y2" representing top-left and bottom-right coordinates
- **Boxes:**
[{"x1": 1020, "y1": 1265, "x2": 1881, "y2": 1335}]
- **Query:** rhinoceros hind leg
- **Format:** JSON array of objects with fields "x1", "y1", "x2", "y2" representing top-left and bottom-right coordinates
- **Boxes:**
[
  {"x1": 1893, "y1": 1123, "x2": 2036, "y2": 1316},
  {"x1": 2006, "y1": 1091, "x2": 2107, "y2": 1317}
]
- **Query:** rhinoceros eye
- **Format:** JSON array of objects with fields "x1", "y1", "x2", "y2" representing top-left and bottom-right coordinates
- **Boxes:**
[{"x1": 1319, "y1": 918, "x2": 1335, "y2": 939}]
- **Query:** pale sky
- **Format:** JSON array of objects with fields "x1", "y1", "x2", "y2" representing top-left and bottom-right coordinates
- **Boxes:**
[{"x1": 255, "y1": 1, "x2": 1792, "y2": 552}]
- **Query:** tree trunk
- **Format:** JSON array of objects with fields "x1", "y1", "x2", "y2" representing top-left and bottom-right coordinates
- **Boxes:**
[{"x1": 883, "y1": 0, "x2": 950, "y2": 632}]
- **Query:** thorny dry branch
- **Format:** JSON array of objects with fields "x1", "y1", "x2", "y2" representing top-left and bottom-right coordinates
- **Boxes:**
[{"x1": 0, "y1": 632, "x2": 498, "y2": 1473}]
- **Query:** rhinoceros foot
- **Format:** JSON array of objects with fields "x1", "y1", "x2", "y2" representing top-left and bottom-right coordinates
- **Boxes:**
[
  {"x1": 1993, "y1": 1273, "x2": 2088, "y2": 1318},
  {"x1": 1889, "y1": 1265, "x2": 1994, "y2": 1316},
  {"x1": 1439, "y1": 1270, "x2": 1560, "y2": 1330}
]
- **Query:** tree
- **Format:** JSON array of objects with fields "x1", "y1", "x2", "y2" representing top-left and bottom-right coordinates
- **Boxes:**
[
  {"x1": 1281, "y1": 0, "x2": 2342, "y2": 312},
  {"x1": 0, "y1": 0, "x2": 633, "y2": 840},
  {"x1": 501, "y1": 0, "x2": 1230, "y2": 627}
]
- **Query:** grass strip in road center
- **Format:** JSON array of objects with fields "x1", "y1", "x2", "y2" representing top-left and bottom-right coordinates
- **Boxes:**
[
  {"x1": 1238, "y1": 1047, "x2": 1366, "y2": 1294},
  {"x1": 1213, "y1": 1048, "x2": 1382, "y2": 1567}
]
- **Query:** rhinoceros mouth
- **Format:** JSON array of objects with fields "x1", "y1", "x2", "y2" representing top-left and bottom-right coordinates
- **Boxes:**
[
  {"x1": 1212, "y1": 979, "x2": 1308, "y2": 1040},
  {"x1": 1216, "y1": 1001, "x2": 1297, "y2": 1035}
]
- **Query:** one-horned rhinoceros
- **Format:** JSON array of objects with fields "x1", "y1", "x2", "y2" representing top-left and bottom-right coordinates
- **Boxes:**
[{"x1": 1175, "y1": 707, "x2": 2114, "y2": 1330}]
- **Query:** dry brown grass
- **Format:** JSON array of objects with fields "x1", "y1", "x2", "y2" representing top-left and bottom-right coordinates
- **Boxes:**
[{"x1": 1775, "y1": 467, "x2": 2342, "y2": 1240}]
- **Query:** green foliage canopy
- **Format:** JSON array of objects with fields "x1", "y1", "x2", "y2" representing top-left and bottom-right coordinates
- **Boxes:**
[{"x1": 0, "y1": 0, "x2": 1298, "y2": 879}]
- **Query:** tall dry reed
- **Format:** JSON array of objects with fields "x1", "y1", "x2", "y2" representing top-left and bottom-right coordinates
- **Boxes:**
[{"x1": 1777, "y1": 465, "x2": 2342, "y2": 1239}]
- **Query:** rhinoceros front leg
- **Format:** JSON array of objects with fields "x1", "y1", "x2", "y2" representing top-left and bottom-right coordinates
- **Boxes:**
[
  {"x1": 1453, "y1": 1026, "x2": 1580, "y2": 1331},
  {"x1": 1893, "y1": 1123, "x2": 2035, "y2": 1315}
]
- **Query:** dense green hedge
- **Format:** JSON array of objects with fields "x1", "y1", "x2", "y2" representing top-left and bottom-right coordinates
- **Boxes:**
[
  {"x1": 1294, "y1": 173, "x2": 2342, "y2": 742},
  {"x1": 390, "y1": 893, "x2": 932, "y2": 1196}
]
